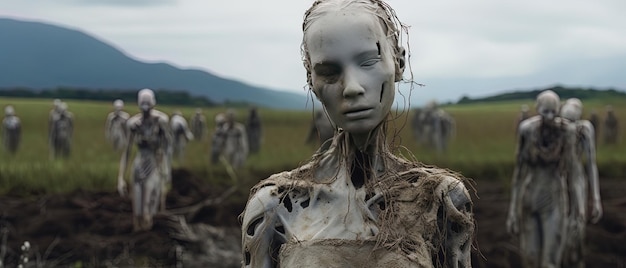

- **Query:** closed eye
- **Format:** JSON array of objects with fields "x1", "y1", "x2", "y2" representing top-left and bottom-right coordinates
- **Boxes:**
[{"x1": 361, "y1": 58, "x2": 381, "y2": 67}]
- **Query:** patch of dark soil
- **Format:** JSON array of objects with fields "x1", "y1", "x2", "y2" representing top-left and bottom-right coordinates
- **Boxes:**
[
  {"x1": 0, "y1": 168, "x2": 243, "y2": 267},
  {"x1": 1, "y1": 169, "x2": 625, "y2": 267},
  {"x1": 471, "y1": 178, "x2": 626, "y2": 268}
]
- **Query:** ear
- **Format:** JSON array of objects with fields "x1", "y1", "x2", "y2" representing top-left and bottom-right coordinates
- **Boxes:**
[{"x1": 394, "y1": 46, "x2": 406, "y2": 82}]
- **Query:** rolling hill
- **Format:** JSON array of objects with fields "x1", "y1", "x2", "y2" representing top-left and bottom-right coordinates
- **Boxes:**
[{"x1": 0, "y1": 18, "x2": 309, "y2": 110}]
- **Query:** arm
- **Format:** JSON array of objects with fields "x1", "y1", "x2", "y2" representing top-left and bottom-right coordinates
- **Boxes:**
[
  {"x1": 117, "y1": 122, "x2": 135, "y2": 197},
  {"x1": 437, "y1": 177, "x2": 474, "y2": 267},
  {"x1": 241, "y1": 184, "x2": 284, "y2": 268},
  {"x1": 507, "y1": 125, "x2": 527, "y2": 235},
  {"x1": 105, "y1": 113, "x2": 114, "y2": 140},
  {"x1": 581, "y1": 122, "x2": 602, "y2": 223}
]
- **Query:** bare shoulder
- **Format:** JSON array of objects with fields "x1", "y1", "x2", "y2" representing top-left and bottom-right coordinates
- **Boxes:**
[
  {"x1": 241, "y1": 171, "x2": 297, "y2": 225},
  {"x1": 518, "y1": 115, "x2": 541, "y2": 134},
  {"x1": 126, "y1": 114, "x2": 142, "y2": 129},
  {"x1": 151, "y1": 109, "x2": 170, "y2": 123},
  {"x1": 405, "y1": 165, "x2": 473, "y2": 211}
]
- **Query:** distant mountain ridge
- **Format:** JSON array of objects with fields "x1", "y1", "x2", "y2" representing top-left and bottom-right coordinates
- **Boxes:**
[
  {"x1": 0, "y1": 18, "x2": 308, "y2": 110},
  {"x1": 456, "y1": 86, "x2": 626, "y2": 104}
]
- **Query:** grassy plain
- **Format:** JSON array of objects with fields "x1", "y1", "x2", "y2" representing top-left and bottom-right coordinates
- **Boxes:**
[{"x1": 0, "y1": 96, "x2": 624, "y2": 195}]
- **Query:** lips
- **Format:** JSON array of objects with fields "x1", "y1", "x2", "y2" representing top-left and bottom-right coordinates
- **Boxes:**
[{"x1": 343, "y1": 107, "x2": 373, "y2": 119}]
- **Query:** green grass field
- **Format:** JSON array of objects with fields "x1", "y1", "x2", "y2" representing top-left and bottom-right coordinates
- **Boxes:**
[{"x1": 0, "y1": 96, "x2": 624, "y2": 195}]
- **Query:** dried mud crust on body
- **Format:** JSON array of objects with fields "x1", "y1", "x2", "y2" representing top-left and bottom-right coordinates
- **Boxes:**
[{"x1": 242, "y1": 136, "x2": 475, "y2": 267}]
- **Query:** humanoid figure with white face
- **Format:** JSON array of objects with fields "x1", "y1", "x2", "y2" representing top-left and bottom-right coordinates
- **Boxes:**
[
  {"x1": 240, "y1": 1, "x2": 474, "y2": 267},
  {"x1": 560, "y1": 98, "x2": 603, "y2": 267},
  {"x1": 506, "y1": 90, "x2": 578, "y2": 268},
  {"x1": 2, "y1": 105, "x2": 21, "y2": 155},
  {"x1": 49, "y1": 102, "x2": 74, "y2": 159},
  {"x1": 190, "y1": 108, "x2": 207, "y2": 141},
  {"x1": 105, "y1": 99, "x2": 130, "y2": 151},
  {"x1": 170, "y1": 110, "x2": 194, "y2": 163},
  {"x1": 117, "y1": 89, "x2": 172, "y2": 231}
]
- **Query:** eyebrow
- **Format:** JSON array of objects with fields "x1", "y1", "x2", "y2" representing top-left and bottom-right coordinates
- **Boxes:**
[{"x1": 354, "y1": 49, "x2": 381, "y2": 62}]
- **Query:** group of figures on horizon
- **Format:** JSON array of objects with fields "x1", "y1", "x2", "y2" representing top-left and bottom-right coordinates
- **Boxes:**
[
  {"x1": 102, "y1": 89, "x2": 262, "y2": 231},
  {"x1": 0, "y1": 99, "x2": 74, "y2": 159},
  {"x1": 517, "y1": 102, "x2": 620, "y2": 146},
  {"x1": 411, "y1": 101, "x2": 456, "y2": 153},
  {"x1": 508, "y1": 90, "x2": 604, "y2": 267}
]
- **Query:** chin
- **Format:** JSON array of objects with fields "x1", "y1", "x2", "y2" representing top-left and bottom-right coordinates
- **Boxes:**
[{"x1": 342, "y1": 121, "x2": 380, "y2": 135}]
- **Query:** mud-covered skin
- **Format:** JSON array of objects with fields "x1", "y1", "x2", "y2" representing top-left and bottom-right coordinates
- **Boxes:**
[
  {"x1": 508, "y1": 114, "x2": 578, "y2": 268},
  {"x1": 122, "y1": 109, "x2": 173, "y2": 231},
  {"x1": 560, "y1": 100, "x2": 603, "y2": 267},
  {"x1": 241, "y1": 133, "x2": 474, "y2": 268}
]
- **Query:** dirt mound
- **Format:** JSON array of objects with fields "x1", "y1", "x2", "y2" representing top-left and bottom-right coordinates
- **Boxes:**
[
  {"x1": 0, "y1": 168, "x2": 242, "y2": 267},
  {"x1": 0, "y1": 170, "x2": 625, "y2": 267}
]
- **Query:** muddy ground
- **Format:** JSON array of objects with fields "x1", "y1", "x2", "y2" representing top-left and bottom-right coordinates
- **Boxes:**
[{"x1": 1, "y1": 169, "x2": 625, "y2": 267}]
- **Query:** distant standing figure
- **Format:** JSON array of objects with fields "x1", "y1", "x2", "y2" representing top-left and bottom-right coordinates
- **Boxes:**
[
  {"x1": 170, "y1": 110, "x2": 194, "y2": 163},
  {"x1": 603, "y1": 105, "x2": 619, "y2": 144},
  {"x1": 210, "y1": 113, "x2": 226, "y2": 164},
  {"x1": 305, "y1": 109, "x2": 335, "y2": 151},
  {"x1": 213, "y1": 110, "x2": 248, "y2": 169},
  {"x1": 117, "y1": 89, "x2": 173, "y2": 231},
  {"x1": 413, "y1": 101, "x2": 455, "y2": 153},
  {"x1": 246, "y1": 107, "x2": 262, "y2": 154},
  {"x1": 105, "y1": 99, "x2": 130, "y2": 151},
  {"x1": 190, "y1": 108, "x2": 207, "y2": 141},
  {"x1": 506, "y1": 90, "x2": 577, "y2": 267},
  {"x1": 2, "y1": 105, "x2": 21, "y2": 155},
  {"x1": 560, "y1": 98, "x2": 603, "y2": 267},
  {"x1": 49, "y1": 102, "x2": 74, "y2": 159}
]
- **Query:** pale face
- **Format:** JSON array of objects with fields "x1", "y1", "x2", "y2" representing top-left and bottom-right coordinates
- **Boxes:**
[
  {"x1": 306, "y1": 11, "x2": 396, "y2": 135},
  {"x1": 538, "y1": 102, "x2": 558, "y2": 123}
]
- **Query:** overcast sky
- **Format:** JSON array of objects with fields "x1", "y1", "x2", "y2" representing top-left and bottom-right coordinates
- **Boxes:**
[{"x1": 2, "y1": 0, "x2": 626, "y2": 103}]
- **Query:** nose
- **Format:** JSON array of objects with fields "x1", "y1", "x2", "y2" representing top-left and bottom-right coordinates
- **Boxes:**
[{"x1": 342, "y1": 68, "x2": 365, "y2": 98}]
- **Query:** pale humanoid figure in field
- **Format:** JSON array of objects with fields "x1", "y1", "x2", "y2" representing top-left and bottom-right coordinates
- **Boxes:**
[
  {"x1": 210, "y1": 113, "x2": 227, "y2": 164},
  {"x1": 117, "y1": 89, "x2": 173, "y2": 231},
  {"x1": 49, "y1": 102, "x2": 74, "y2": 159},
  {"x1": 170, "y1": 110, "x2": 194, "y2": 163},
  {"x1": 2, "y1": 105, "x2": 21, "y2": 155},
  {"x1": 560, "y1": 98, "x2": 603, "y2": 267},
  {"x1": 241, "y1": 1, "x2": 474, "y2": 267},
  {"x1": 412, "y1": 101, "x2": 455, "y2": 153},
  {"x1": 506, "y1": 90, "x2": 578, "y2": 268},
  {"x1": 305, "y1": 109, "x2": 335, "y2": 151},
  {"x1": 246, "y1": 107, "x2": 262, "y2": 154},
  {"x1": 603, "y1": 105, "x2": 619, "y2": 145},
  {"x1": 214, "y1": 110, "x2": 248, "y2": 169},
  {"x1": 105, "y1": 99, "x2": 130, "y2": 151},
  {"x1": 190, "y1": 108, "x2": 207, "y2": 141}
]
